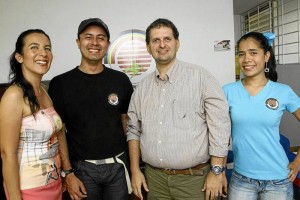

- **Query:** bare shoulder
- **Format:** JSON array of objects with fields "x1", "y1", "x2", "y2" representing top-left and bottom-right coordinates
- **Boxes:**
[
  {"x1": 0, "y1": 85, "x2": 24, "y2": 112},
  {"x1": 1, "y1": 84, "x2": 24, "y2": 102}
]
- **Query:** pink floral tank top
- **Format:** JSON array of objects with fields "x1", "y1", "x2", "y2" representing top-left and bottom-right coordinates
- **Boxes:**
[{"x1": 18, "y1": 106, "x2": 62, "y2": 190}]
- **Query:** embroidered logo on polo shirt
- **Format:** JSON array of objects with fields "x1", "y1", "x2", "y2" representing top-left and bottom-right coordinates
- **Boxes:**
[
  {"x1": 108, "y1": 93, "x2": 119, "y2": 105},
  {"x1": 265, "y1": 98, "x2": 279, "y2": 110}
]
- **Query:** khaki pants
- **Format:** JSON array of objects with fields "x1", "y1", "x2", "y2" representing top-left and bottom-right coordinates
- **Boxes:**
[{"x1": 145, "y1": 164, "x2": 210, "y2": 200}]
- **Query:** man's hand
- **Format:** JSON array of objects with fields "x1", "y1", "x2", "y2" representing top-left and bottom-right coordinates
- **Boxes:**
[
  {"x1": 131, "y1": 169, "x2": 149, "y2": 200},
  {"x1": 65, "y1": 173, "x2": 87, "y2": 200},
  {"x1": 202, "y1": 171, "x2": 227, "y2": 200},
  {"x1": 221, "y1": 172, "x2": 228, "y2": 196}
]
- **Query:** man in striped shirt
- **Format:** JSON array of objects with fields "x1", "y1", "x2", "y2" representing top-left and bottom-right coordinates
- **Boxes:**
[{"x1": 127, "y1": 18, "x2": 231, "y2": 200}]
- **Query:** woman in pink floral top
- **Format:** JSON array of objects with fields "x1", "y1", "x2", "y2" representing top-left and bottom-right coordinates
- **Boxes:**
[{"x1": 0, "y1": 29, "x2": 63, "y2": 200}]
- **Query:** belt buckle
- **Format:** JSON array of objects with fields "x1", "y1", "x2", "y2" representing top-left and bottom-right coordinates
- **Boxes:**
[
  {"x1": 164, "y1": 168, "x2": 176, "y2": 175},
  {"x1": 95, "y1": 159, "x2": 106, "y2": 165}
]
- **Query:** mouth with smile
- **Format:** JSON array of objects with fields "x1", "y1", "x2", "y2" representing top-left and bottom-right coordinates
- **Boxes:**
[
  {"x1": 35, "y1": 60, "x2": 48, "y2": 65},
  {"x1": 88, "y1": 48, "x2": 101, "y2": 53},
  {"x1": 242, "y1": 65, "x2": 256, "y2": 71},
  {"x1": 158, "y1": 49, "x2": 168, "y2": 55}
]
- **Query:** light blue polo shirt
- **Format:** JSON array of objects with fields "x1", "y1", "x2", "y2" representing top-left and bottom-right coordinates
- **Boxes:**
[{"x1": 223, "y1": 80, "x2": 300, "y2": 180}]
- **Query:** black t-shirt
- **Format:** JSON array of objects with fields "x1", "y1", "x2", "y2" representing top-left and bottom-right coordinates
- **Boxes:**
[{"x1": 48, "y1": 66, "x2": 133, "y2": 160}]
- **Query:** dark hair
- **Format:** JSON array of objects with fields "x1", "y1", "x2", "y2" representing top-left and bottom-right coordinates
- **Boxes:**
[
  {"x1": 237, "y1": 31, "x2": 277, "y2": 82},
  {"x1": 9, "y1": 29, "x2": 51, "y2": 115},
  {"x1": 145, "y1": 18, "x2": 179, "y2": 44}
]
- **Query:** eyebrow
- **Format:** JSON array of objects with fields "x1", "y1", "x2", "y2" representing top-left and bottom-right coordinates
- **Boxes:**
[
  {"x1": 248, "y1": 49, "x2": 258, "y2": 51},
  {"x1": 28, "y1": 42, "x2": 51, "y2": 47},
  {"x1": 83, "y1": 33, "x2": 106, "y2": 37},
  {"x1": 238, "y1": 48, "x2": 258, "y2": 53},
  {"x1": 28, "y1": 42, "x2": 40, "y2": 46}
]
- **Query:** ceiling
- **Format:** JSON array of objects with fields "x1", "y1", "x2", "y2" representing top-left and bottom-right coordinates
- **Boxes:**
[{"x1": 233, "y1": 0, "x2": 267, "y2": 15}]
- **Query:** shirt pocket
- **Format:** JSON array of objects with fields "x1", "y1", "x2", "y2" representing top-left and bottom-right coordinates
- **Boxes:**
[{"x1": 172, "y1": 99, "x2": 199, "y2": 130}]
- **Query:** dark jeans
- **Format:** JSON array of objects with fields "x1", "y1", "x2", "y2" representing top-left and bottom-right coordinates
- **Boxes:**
[{"x1": 72, "y1": 159, "x2": 128, "y2": 200}]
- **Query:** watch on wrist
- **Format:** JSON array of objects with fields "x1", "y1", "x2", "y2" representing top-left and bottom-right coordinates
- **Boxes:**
[
  {"x1": 210, "y1": 165, "x2": 225, "y2": 175},
  {"x1": 61, "y1": 168, "x2": 74, "y2": 178}
]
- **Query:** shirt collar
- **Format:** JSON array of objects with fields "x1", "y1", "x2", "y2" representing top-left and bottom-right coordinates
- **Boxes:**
[{"x1": 154, "y1": 59, "x2": 178, "y2": 84}]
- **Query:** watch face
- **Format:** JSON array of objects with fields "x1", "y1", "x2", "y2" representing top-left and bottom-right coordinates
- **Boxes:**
[
  {"x1": 211, "y1": 165, "x2": 223, "y2": 175},
  {"x1": 61, "y1": 171, "x2": 66, "y2": 177},
  {"x1": 213, "y1": 166, "x2": 221, "y2": 172},
  {"x1": 61, "y1": 169, "x2": 74, "y2": 178}
]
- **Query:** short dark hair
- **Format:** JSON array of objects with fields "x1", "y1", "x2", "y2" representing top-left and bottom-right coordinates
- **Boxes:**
[
  {"x1": 145, "y1": 18, "x2": 179, "y2": 44},
  {"x1": 237, "y1": 31, "x2": 278, "y2": 82}
]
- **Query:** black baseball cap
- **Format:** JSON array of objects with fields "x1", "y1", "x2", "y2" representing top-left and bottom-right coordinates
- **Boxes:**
[{"x1": 77, "y1": 18, "x2": 110, "y2": 40}]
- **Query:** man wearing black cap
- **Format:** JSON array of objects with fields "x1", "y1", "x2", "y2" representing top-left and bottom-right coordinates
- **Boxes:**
[{"x1": 48, "y1": 18, "x2": 133, "y2": 200}]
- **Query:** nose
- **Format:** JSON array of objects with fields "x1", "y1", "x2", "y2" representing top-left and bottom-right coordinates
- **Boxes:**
[
  {"x1": 39, "y1": 48, "x2": 47, "y2": 56},
  {"x1": 243, "y1": 53, "x2": 251, "y2": 62},
  {"x1": 159, "y1": 40, "x2": 166, "y2": 48},
  {"x1": 91, "y1": 37, "x2": 98, "y2": 45}
]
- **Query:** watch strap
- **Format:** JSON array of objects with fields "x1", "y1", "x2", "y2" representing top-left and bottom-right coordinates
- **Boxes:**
[{"x1": 61, "y1": 168, "x2": 74, "y2": 177}]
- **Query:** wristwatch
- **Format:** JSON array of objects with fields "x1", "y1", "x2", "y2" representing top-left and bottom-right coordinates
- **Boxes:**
[
  {"x1": 61, "y1": 168, "x2": 74, "y2": 178},
  {"x1": 210, "y1": 165, "x2": 225, "y2": 175}
]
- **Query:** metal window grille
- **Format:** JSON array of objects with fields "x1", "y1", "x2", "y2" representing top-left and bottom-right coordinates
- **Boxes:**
[
  {"x1": 241, "y1": 1, "x2": 272, "y2": 34},
  {"x1": 240, "y1": 0, "x2": 300, "y2": 64}
]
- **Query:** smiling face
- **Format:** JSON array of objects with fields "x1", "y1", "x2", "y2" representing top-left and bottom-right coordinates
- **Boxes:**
[
  {"x1": 238, "y1": 37, "x2": 270, "y2": 79},
  {"x1": 146, "y1": 26, "x2": 180, "y2": 68},
  {"x1": 16, "y1": 33, "x2": 52, "y2": 77},
  {"x1": 77, "y1": 25, "x2": 110, "y2": 65}
]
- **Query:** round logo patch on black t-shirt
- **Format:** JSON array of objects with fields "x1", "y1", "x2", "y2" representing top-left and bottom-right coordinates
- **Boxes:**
[{"x1": 108, "y1": 93, "x2": 119, "y2": 105}]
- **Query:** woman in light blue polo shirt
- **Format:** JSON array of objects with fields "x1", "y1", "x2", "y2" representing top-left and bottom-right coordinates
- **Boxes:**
[{"x1": 223, "y1": 32, "x2": 300, "y2": 200}]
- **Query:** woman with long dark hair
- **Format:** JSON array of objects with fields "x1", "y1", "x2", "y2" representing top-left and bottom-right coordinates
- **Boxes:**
[{"x1": 0, "y1": 29, "x2": 62, "y2": 200}]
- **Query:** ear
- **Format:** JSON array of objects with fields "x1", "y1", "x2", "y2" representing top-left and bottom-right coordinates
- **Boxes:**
[
  {"x1": 15, "y1": 53, "x2": 23, "y2": 63},
  {"x1": 176, "y1": 40, "x2": 180, "y2": 52},
  {"x1": 76, "y1": 38, "x2": 80, "y2": 49},
  {"x1": 146, "y1": 44, "x2": 151, "y2": 55},
  {"x1": 265, "y1": 51, "x2": 271, "y2": 62}
]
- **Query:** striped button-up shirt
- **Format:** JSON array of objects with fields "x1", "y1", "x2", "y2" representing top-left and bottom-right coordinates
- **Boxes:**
[{"x1": 127, "y1": 59, "x2": 231, "y2": 169}]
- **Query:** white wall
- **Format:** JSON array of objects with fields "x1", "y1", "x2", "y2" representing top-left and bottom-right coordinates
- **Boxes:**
[{"x1": 0, "y1": 0, "x2": 235, "y2": 85}]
